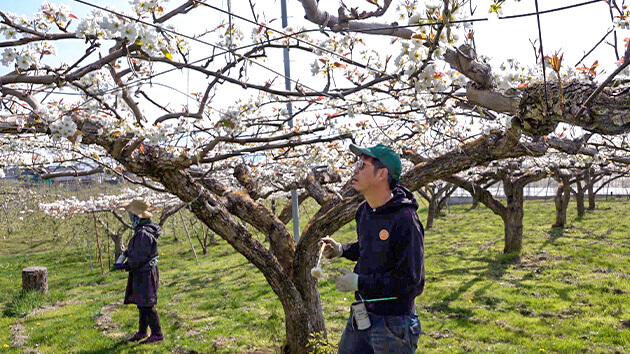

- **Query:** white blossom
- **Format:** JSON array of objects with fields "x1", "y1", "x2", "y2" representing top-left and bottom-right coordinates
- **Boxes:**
[
  {"x1": 310, "y1": 60, "x2": 320, "y2": 76},
  {"x1": 425, "y1": 0, "x2": 441, "y2": 11},
  {"x1": 0, "y1": 48, "x2": 17, "y2": 66},
  {"x1": 16, "y1": 54, "x2": 34, "y2": 70},
  {"x1": 121, "y1": 23, "x2": 138, "y2": 42}
]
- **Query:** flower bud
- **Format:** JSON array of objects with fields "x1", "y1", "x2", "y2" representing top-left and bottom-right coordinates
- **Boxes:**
[{"x1": 310, "y1": 267, "x2": 323, "y2": 279}]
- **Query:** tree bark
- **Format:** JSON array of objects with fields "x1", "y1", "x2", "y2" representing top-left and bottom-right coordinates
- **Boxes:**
[
  {"x1": 112, "y1": 234, "x2": 124, "y2": 259},
  {"x1": 502, "y1": 179, "x2": 524, "y2": 254},
  {"x1": 448, "y1": 168, "x2": 547, "y2": 254},
  {"x1": 95, "y1": 216, "x2": 126, "y2": 260},
  {"x1": 426, "y1": 199, "x2": 437, "y2": 230},
  {"x1": 156, "y1": 169, "x2": 325, "y2": 353},
  {"x1": 552, "y1": 174, "x2": 571, "y2": 228},
  {"x1": 585, "y1": 168, "x2": 596, "y2": 210},
  {"x1": 587, "y1": 178, "x2": 596, "y2": 211},
  {"x1": 443, "y1": 45, "x2": 630, "y2": 138},
  {"x1": 574, "y1": 181, "x2": 586, "y2": 218},
  {"x1": 416, "y1": 189, "x2": 435, "y2": 229},
  {"x1": 403, "y1": 127, "x2": 547, "y2": 192},
  {"x1": 471, "y1": 195, "x2": 480, "y2": 209},
  {"x1": 436, "y1": 185, "x2": 457, "y2": 214},
  {"x1": 417, "y1": 183, "x2": 456, "y2": 229},
  {"x1": 553, "y1": 184, "x2": 565, "y2": 228}
]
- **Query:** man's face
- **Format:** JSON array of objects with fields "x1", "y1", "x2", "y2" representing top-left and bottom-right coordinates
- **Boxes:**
[{"x1": 352, "y1": 155, "x2": 381, "y2": 193}]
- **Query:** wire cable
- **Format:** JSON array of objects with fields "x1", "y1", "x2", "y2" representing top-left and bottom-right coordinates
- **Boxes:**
[
  {"x1": 193, "y1": 0, "x2": 392, "y2": 76},
  {"x1": 11, "y1": 0, "x2": 609, "y2": 127},
  {"x1": 534, "y1": 0, "x2": 552, "y2": 118}
]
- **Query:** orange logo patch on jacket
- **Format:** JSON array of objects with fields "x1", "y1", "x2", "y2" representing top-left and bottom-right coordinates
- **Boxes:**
[{"x1": 379, "y1": 229, "x2": 389, "y2": 241}]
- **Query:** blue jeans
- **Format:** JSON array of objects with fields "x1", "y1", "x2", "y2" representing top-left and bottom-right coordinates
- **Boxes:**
[{"x1": 337, "y1": 311, "x2": 421, "y2": 354}]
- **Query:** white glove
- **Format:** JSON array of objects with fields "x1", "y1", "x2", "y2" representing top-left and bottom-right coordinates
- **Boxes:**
[
  {"x1": 336, "y1": 268, "x2": 359, "y2": 292},
  {"x1": 320, "y1": 237, "x2": 343, "y2": 259}
]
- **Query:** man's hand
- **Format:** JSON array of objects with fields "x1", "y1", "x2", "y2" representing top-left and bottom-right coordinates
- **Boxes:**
[
  {"x1": 336, "y1": 268, "x2": 358, "y2": 292},
  {"x1": 320, "y1": 237, "x2": 343, "y2": 259}
]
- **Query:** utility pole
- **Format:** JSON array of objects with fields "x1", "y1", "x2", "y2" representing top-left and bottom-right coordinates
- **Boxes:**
[{"x1": 281, "y1": 0, "x2": 300, "y2": 241}]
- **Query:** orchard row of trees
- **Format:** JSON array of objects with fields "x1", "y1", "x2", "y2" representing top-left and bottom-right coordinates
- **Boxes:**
[
  {"x1": 3, "y1": 0, "x2": 630, "y2": 351},
  {"x1": 417, "y1": 158, "x2": 630, "y2": 251}
]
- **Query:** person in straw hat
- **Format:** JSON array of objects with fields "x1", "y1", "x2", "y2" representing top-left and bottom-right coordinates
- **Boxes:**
[{"x1": 116, "y1": 197, "x2": 164, "y2": 344}]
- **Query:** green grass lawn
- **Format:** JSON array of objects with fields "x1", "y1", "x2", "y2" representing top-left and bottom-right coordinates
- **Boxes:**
[{"x1": 1, "y1": 194, "x2": 630, "y2": 353}]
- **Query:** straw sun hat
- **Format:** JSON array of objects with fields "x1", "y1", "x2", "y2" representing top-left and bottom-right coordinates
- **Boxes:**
[{"x1": 120, "y1": 197, "x2": 153, "y2": 218}]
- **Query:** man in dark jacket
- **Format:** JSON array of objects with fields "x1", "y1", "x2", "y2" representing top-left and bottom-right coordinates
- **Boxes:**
[
  {"x1": 322, "y1": 144, "x2": 424, "y2": 353},
  {"x1": 117, "y1": 197, "x2": 163, "y2": 344}
]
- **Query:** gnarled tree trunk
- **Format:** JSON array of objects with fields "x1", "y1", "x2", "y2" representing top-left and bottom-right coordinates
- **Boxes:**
[
  {"x1": 574, "y1": 181, "x2": 586, "y2": 218},
  {"x1": 503, "y1": 179, "x2": 524, "y2": 254},
  {"x1": 151, "y1": 169, "x2": 326, "y2": 352},
  {"x1": 448, "y1": 167, "x2": 547, "y2": 254},
  {"x1": 552, "y1": 173, "x2": 571, "y2": 228},
  {"x1": 417, "y1": 182, "x2": 456, "y2": 229},
  {"x1": 586, "y1": 168, "x2": 597, "y2": 211}
]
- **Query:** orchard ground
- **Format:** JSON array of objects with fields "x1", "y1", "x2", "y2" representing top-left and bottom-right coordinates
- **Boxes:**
[{"x1": 1, "y1": 183, "x2": 630, "y2": 353}]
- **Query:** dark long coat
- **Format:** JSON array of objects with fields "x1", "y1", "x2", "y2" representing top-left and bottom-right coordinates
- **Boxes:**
[{"x1": 123, "y1": 220, "x2": 161, "y2": 307}]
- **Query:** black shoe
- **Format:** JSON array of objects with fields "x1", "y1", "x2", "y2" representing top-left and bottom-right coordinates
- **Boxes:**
[
  {"x1": 139, "y1": 334, "x2": 164, "y2": 344},
  {"x1": 125, "y1": 332, "x2": 148, "y2": 342}
]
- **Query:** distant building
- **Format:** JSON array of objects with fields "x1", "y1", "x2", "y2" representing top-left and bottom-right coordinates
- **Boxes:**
[
  {"x1": 3, "y1": 167, "x2": 46, "y2": 182},
  {"x1": 2, "y1": 165, "x2": 119, "y2": 184}
]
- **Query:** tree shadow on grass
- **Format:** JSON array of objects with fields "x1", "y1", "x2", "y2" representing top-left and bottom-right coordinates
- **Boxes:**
[
  {"x1": 76, "y1": 341, "x2": 127, "y2": 354},
  {"x1": 77, "y1": 341, "x2": 190, "y2": 354},
  {"x1": 540, "y1": 227, "x2": 564, "y2": 248},
  {"x1": 425, "y1": 254, "x2": 520, "y2": 329}
]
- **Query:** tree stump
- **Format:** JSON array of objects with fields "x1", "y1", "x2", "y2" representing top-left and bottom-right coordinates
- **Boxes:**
[{"x1": 22, "y1": 266, "x2": 48, "y2": 293}]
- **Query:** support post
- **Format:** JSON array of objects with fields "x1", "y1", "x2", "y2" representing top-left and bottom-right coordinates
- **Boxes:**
[
  {"x1": 281, "y1": 0, "x2": 300, "y2": 241},
  {"x1": 179, "y1": 210, "x2": 199, "y2": 263},
  {"x1": 92, "y1": 212, "x2": 104, "y2": 275}
]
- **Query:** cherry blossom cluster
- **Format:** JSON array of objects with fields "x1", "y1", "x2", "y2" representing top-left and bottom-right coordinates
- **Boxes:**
[
  {"x1": 38, "y1": 186, "x2": 179, "y2": 219},
  {"x1": 1, "y1": 46, "x2": 39, "y2": 70},
  {"x1": 48, "y1": 115, "x2": 78, "y2": 142},
  {"x1": 219, "y1": 24, "x2": 245, "y2": 51},
  {"x1": 0, "y1": 41, "x2": 57, "y2": 70},
  {"x1": 613, "y1": 9, "x2": 630, "y2": 30},
  {"x1": 0, "y1": 2, "x2": 74, "y2": 69},
  {"x1": 76, "y1": 7, "x2": 187, "y2": 58}
]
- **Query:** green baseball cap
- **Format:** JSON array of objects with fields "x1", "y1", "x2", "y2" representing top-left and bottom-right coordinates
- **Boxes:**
[{"x1": 350, "y1": 143, "x2": 402, "y2": 181}]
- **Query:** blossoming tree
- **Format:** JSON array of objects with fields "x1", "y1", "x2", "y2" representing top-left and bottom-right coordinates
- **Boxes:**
[{"x1": 3, "y1": 0, "x2": 630, "y2": 351}]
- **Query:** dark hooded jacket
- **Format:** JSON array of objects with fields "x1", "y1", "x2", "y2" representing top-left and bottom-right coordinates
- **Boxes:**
[
  {"x1": 123, "y1": 220, "x2": 161, "y2": 306},
  {"x1": 341, "y1": 185, "x2": 425, "y2": 316}
]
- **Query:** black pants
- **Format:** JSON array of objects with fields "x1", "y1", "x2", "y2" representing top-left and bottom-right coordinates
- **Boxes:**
[{"x1": 137, "y1": 305, "x2": 162, "y2": 336}]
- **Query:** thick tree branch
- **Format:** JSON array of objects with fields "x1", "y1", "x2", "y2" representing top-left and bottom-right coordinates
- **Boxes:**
[
  {"x1": 299, "y1": 0, "x2": 413, "y2": 38},
  {"x1": 0, "y1": 88, "x2": 44, "y2": 112},
  {"x1": 446, "y1": 175, "x2": 507, "y2": 215},
  {"x1": 0, "y1": 43, "x2": 140, "y2": 86},
  {"x1": 154, "y1": 0, "x2": 198, "y2": 23},
  {"x1": 233, "y1": 163, "x2": 261, "y2": 200},
  {"x1": 576, "y1": 44, "x2": 630, "y2": 117},
  {"x1": 40, "y1": 166, "x2": 104, "y2": 179},
  {"x1": 198, "y1": 176, "x2": 296, "y2": 275},
  {"x1": 197, "y1": 133, "x2": 352, "y2": 163}
]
